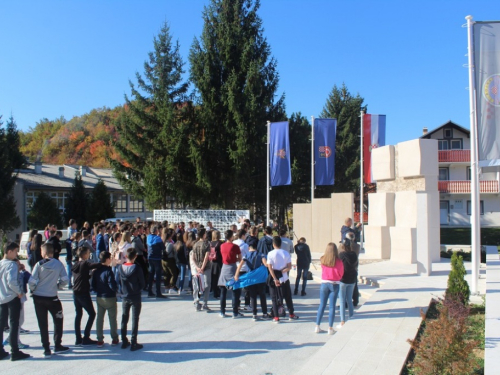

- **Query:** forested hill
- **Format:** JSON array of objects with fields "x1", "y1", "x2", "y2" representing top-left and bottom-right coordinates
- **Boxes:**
[{"x1": 20, "y1": 106, "x2": 122, "y2": 168}]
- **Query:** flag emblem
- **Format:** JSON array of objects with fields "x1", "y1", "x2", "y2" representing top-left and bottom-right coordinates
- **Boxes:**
[
  {"x1": 318, "y1": 146, "x2": 332, "y2": 158},
  {"x1": 276, "y1": 149, "x2": 286, "y2": 159},
  {"x1": 483, "y1": 74, "x2": 500, "y2": 106}
]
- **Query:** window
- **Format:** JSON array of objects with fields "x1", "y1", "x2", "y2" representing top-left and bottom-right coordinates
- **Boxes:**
[
  {"x1": 129, "y1": 195, "x2": 144, "y2": 213},
  {"x1": 467, "y1": 167, "x2": 472, "y2": 181},
  {"x1": 450, "y1": 139, "x2": 462, "y2": 150},
  {"x1": 444, "y1": 128, "x2": 453, "y2": 138},
  {"x1": 467, "y1": 200, "x2": 484, "y2": 215},
  {"x1": 438, "y1": 140, "x2": 449, "y2": 150},
  {"x1": 439, "y1": 168, "x2": 449, "y2": 181},
  {"x1": 25, "y1": 191, "x2": 41, "y2": 214},
  {"x1": 49, "y1": 192, "x2": 69, "y2": 213},
  {"x1": 111, "y1": 193, "x2": 128, "y2": 213}
]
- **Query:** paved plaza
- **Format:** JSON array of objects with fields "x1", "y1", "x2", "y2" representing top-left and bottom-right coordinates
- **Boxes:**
[{"x1": 2, "y1": 253, "x2": 484, "y2": 375}]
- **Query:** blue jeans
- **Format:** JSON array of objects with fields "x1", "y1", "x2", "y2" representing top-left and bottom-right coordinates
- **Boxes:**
[
  {"x1": 66, "y1": 262, "x2": 73, "y2": 287},
  {"x1": 148, "y1": 259, "x2": 163, "y2": 296},
  {"x1": 315, "y1": 282, "x2": 339, "y2": 327},
  {"x1": 339, "y1": 282, "x2": 355, "y2": 322},
  {"x1": 177, "y1": 264, "x2": 187, "y2": 291},
  {"x1": 295, "y1": 266, "x2": 309, "y2": 293}
]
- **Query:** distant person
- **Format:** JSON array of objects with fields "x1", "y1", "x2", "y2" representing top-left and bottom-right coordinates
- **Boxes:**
[
  {"x1": 340, "y1": 217, "x2": 362, "y2": 243},
  {"x1": 48, "y1": 230, "x2": 62, "y2": 260},
  {"x1": 95, "y1": 224, "x2": 107, "y2": 260},
  {"x1": 161, "y1": 228, "x2": 178, "y2": 294},
  {"x1": 315, "y1": 243, "x2": 344, "y2": 335},
  {"x1": 29, "y1": 242, "x2": 70, "y2": 358},
  {"x1": 233, "y1": 229, "x2": 251, "y2": 311},
  {"x1": 294, "y1": 237, "x2": 312, "y2": 296},
  {"x1": 28, "y1": 233, "x2": 43, "y2": 272},
  {"x1": 209, "y1": 231, "x2": 223, "y2": 299},
  {"x1": 267, "y1": 237, "x2": 299, "y2": 323},
  {"x1": 118, "y1": 248, "x2": 145, "y2": 351},
  {"x1": 146, "y1": 226, "x2": 167, "y2": 299},
  {"x1": 336, "y1": 243, "x2": 358, "y2": 329},
  {"x1": 279, "y1": 229, "x2": 293, "y2": 254},
  {"x1": 67, "y1": 219, "x2": 78, "y2": 238},
  {"x1": 218, "y1": 230, "x2": 243, "y2": 318},
  {"x1": 343, "y1": 232, "x2": 360, "y2": 306},
  {"x1": 257, "y1": 226, "x2": 274, "y2": 255},
  {"x1": 190, "y1": 229, "x2": 212, "y2": 311},
  {"x1": 0, "y1": 243, "x2": 30, "y2": 361},
  {"x1": 245, "y1": 226, "x2": 259, "y2": 250},
  {"x1": 91, "y1": 251, "x2": 119, "y2": 347}
]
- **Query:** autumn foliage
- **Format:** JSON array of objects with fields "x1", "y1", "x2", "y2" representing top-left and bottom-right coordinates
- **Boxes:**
[{"x1": 19, "y1": 107, "x2": 122, "y2": 168}]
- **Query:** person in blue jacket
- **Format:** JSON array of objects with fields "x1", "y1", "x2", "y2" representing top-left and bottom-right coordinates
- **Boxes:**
[{"x1": 146, "y1": 225, "x2": 166, "y2": 299}]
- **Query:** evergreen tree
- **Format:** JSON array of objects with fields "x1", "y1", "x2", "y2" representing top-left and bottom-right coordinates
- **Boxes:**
[
  {"x1": 0, "y1": 115, "x2": 26, "y2": 233},
  {"x1": 86, "y1": 179, "x2": 115, "y2": 224},
  {"x1": 110, "y1": 22, "x2": 197, "y2": 209},
  {"x1": 27, "y1": 192, "x2": 62, "y2": 229},
  {"x1": 318, "y1": 83, "x2": 366, "y2": 197},
  {"x1": 64, "y1": 171, "x2": 88, "y2": 227},
  {"x1": 189, "y1": 0, "x2": 286, "y2": 209},
  {"x1": 445, "y1": 252, "x2": 470, "y2": 305}
]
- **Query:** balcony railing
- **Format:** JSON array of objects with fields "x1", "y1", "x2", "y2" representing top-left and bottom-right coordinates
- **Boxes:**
[
  {"x1": 354, "y1": 212, "x2": 368, "y2": 223},
  {"x1": 438, "y1": 180, "x2": 499, "y2": 193},
  {"x1": 438, "y1": 150, "x2": 470, "y2": 163}
]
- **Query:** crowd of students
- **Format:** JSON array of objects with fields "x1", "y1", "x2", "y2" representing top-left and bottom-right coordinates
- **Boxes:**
[{"x1": 0, "y1": 216, "x2": 361, "y2": 361}]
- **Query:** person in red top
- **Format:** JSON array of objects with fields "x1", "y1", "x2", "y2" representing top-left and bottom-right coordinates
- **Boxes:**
[
  {"x1": 217, "y1": 230, "x2": 242, "y2": 318},
  {"x1": 315, "y1": 243, "x2": 344, "y2": 335}
]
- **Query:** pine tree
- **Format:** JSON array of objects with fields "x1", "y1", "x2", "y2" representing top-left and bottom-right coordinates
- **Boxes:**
[
  {"x1": 86, "y1": 179, "x2": 115, "y2": 224},
  {"x1": 445, "y1": 252, "x2": 470, "y2": 305},
  {"x1": 318, "y1": 84, "x2": 366, "y2": 197},
  {"x1": 189, "y1": 0, "x2": 286, "y2": 209},
  {"x1": 110, "y1": 22, "x2": 196, "y2": 209},
  {"x1": 64, "y1": 171, "x2": 88, "y2": 227},
  {"x1": 0, "y1": 115, "x2": 26, "y2": 233},
  {"x1": 27, "y1": 192, "x2": 62, "y2": 229}
]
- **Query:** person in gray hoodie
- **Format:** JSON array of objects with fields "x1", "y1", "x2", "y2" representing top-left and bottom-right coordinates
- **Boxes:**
[
  {"x1": 0, "y1": 242, "x2": 30, "y2": 361},
  {"x1": 29, "y1": 242, "x2": 70, "y2": 358}
]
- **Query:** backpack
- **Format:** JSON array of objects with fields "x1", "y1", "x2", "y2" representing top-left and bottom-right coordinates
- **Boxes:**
[
  {"x1": 208, "y1": 242, "x2": 217, "y2": 262},
  {"x1": 269, "y1": 286, "x2": 286, "y2": 318}
]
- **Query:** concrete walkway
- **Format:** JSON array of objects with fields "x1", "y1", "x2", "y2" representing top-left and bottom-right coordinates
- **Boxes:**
[
  {"x1": 485, "y1": 246, "x2": 500, "y2": 375},
  {"x1": 296, "y1": 252, "x2": 486, "y2": 375},
  {"x1": 2, "y1": 255, "x2": 484, "y2": 375}
]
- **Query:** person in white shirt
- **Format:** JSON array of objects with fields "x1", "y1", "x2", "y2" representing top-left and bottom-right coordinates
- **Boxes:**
[
  {"x1": 233, "y1": 229, "x2": 251, "y2": 311},
  {"x1": 279, "y1": 228, "x2": 293, "y2": 253},
  {"x1": 267, "y1": 237, "x2": 299, "y2": 323}
]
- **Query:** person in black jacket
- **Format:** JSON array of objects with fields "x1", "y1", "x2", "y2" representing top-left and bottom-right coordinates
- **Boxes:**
[
  {"x1": 293, "y1": 238, "x2": 312, "y2": 296},
  {"x1": 118, "y1": 248, "x2": 145, "y2": 351},
  {"x1": 72, "y1": 247, "x2": 102, "y2": 346},
  {"x1": 91, "y1": 252, "x2": 119, "y2": 347},
  {"x1": 48, "y1": 231, "x2": 62, "y2": 260},
  {"x1": 245, "y1": 226, "x2": 259, "y2": 250},
  {"x1": 336, "y1": 243, "x2": 358, "y2": 329}
]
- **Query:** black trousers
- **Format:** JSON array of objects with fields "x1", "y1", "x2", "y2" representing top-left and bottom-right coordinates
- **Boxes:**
[
  {"x1": 148, "y1": 259, "x2": 163, "y2": 296},
  {"x1": 33, "y1": 295, "x2": 64, "y2": 350},
  {"x1": 268, "y1": 271, "x2": 294, "y2": 316},
  {"x1": 353, "y1": 282, "x2": 359, "y2": 306},
  {"x1": 247, "y1": 283, "x2": 267, "y2": 315},
  {"x1": 121, "y1": 297, "x2": 141, "y2": 344},
  {"x1": 135, "y1": 255, "x2": 149, "y2": 288},
  {"x1": 219, "y1": 287, "x2": 241, "y2": 315},
  {"x1": 211, "y1": 265, "x2": 221, "y2": 298},
  {"x1": 0, "y1": 298, "x2": 21, "y2": 353},
  {"x1": 73, "y1": 293, "x2": 96, "y2": 340}
]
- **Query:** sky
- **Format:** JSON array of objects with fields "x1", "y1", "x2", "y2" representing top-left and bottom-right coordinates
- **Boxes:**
[{"x1": 0, "y1": 0, "x2": 498, "y2": 146}]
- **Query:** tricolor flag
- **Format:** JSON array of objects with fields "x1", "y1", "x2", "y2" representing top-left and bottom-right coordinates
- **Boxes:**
[
  {"x1": 474, "y1": 21, "x2": 500, "y2": 167},
  {"x1": 269, "y1": 121, "x2": 292, "y2": 186},
  {"x1": 314, "y1": 118, "x2": 336, "y2": 186},
  {"x1": 363, "y1": 114, "x2": 386, "y2": 183}
]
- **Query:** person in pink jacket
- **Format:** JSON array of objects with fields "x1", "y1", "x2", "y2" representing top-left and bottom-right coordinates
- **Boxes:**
[{"x1": 315, "y1": 243, "x2": 344, "y2": 335}]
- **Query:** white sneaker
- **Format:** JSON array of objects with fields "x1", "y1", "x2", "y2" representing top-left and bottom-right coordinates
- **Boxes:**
[
  {"x1": 243, "y1": 305, "x2": 252, "y2": 312},
  {"x1": 314, "y1": 326, "x2": 324, "y2": 333},
  {"x1": 336, "y1": 324, "x2": 344, "y2": 330},
  {"x1": 177, "y1": 290, "x2": 182, "y2": 295},
  {"x1": 328, "y1": 327, "x2": 335, "y2": 335}
]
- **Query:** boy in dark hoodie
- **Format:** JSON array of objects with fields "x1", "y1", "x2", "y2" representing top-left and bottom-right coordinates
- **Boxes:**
[
  {"x1": 257, "y1": 226, "x2": 274, "y2": 255},
  {"x1": 91, "y1": 251, "x2": 119, "y2": 347},
  {"x1": 72, "y1": 247, "x2": 101, "y2": 346},
  {"x1": 119, "y1": 248, "x2": 144, "y2": 351}
]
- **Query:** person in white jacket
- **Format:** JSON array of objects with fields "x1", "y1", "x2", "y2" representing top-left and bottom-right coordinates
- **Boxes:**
[{"x1": 0, "y1": 242, "x2": 30, "y2": 361}]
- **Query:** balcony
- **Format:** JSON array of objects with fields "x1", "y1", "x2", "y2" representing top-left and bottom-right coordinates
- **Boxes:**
[
  {"x1": 438, "y1": 180, "x2": 499, "y2": 194},
  {"x1": 438, "y1": 150, "x2": 470, "y2": 163}
]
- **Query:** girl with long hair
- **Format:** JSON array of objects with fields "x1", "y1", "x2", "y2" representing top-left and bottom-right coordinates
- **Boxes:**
[
  {"x1": 315, "y1": 243, "x2": 344, "y2": 334},
  {"x1": 337, "y1": 242, "x2": 358, "y2": 329}
]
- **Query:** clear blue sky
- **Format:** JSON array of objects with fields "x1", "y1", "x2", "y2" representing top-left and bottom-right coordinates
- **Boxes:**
[{"x1": 0, "y1": 0, "x2": 497, "y2": 146}]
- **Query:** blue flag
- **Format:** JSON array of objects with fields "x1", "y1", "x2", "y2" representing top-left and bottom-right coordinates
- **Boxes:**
[
  {"x1": 269, "y1": 121, "x2": 292, "y2": 186},
  {"x1": 314, "y1": 118, "x2": 336, "y2": 186}
]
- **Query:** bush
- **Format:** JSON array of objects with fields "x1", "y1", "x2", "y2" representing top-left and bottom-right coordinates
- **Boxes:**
[
  {"x1": 446, "y1": 252, "x2": 470, "y2": 305},
  {"x1": 408, "y1": 297, "x2": 478, "y2": 375}
]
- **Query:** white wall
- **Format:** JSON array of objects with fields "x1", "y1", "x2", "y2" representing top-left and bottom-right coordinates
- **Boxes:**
[{"x1": 444, "y1": 195, "x2": 500, "y2": 227}]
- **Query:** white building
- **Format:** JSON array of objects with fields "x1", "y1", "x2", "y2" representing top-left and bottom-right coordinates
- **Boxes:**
[
  {"x1": 9, "y1": 162, "x2": 154, "y2": 242},
  {"x1": 421, "y1": 121, "x2": 500, "y2": 227}
]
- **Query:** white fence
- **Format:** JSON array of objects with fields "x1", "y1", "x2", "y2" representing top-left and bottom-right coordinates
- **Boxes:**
[{"x1": 153, "y1": 209, "x2": 250, "y2": 236}]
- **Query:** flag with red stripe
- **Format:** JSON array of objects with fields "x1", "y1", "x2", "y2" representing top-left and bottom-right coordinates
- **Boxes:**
[{"x1": 363, "y1": 114, "x2": 386, "y2": 183}]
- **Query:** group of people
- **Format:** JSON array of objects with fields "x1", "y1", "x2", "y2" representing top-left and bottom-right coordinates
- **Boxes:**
[{"x1": 0, "y1": 215, "x2": 362, "y2": 361}]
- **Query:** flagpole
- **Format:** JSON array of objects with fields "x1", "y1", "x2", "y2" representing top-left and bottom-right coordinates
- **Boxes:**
[
  {"x1": 466, "y1": 15, "x2": 480, "y2": 294},
  {"x1": 267, "y1": 121, "x2": 271, "y2": 227},
  {"x1": 360, "y1": 111, "x2": 365, "y2": 252},
  {"x1": 311, "y1": 116, "x2": 315, "y2": 202}
]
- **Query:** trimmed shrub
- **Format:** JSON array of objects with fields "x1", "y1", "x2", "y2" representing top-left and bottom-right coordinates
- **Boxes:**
[{"x1": 446, "y1": 252, "x2": 470, "y2": 305}]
